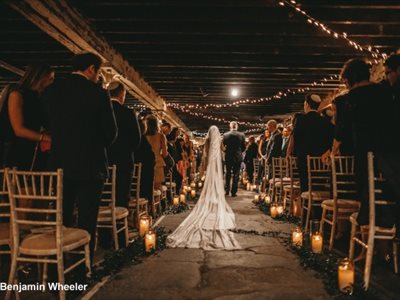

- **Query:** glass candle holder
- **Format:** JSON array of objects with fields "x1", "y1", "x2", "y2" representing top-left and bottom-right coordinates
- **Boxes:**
[
  {"x1": 311, "y1": 232, "x2": 323, "y2": 254},
  {"x1": 173, "y1": 196, "x2": 180, "y2": 206},
  {"x1": 277, "y1": 203, "x2": 284, "y2": 216},
  {"x1": 198, "y1": 182, "x2": 203, "y2": 188},
  {"x1": 265, "y1": 195, "x2": 271, "y2": 204},
  {"x1": 292, "y1": 227, "x2": 303, "y2": 247},
  {"x1": 190, "y1": 190, "x2": 196, "y2": 198},
  {"x1": 338, "y1": 258, "x2": 354, "y2": 295},
  {"x1": 145, "y1": 230, "x2": 156, "y2": 252},
  {"x1": 254, "y1": 194, "x2": 260, "y2": 202},
  {"x1": 139, "y1": 215, "x2": 152, "y2": 238},
  {"x1": 190, "y1": 182, "x2": 196, "y2": 189},
  {"x1": 270, "y1": 204, "x2": 278, "y2": 218},
  {"x1": 180, "y1": 194, "x2": 186, "y2": 203}
]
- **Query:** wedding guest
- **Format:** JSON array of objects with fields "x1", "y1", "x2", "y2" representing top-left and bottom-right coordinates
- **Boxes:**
[
  {"x1": 0, "y1": 63, "x2": 53, "y2": 170},
  {"x1": 166, "y1": 129, "x2": 182, "y2": 195},
  {"x1": 161, "y1": 121, "x2": 172, "y2": 136},
  {"x1": 42, "y1": 52, "x2": 117, "y2": 260},
  {"x1": 145, "y1": 115, "x2": 168, "y2": 190},
  {"x1": 244, "y1": 136, "x2": 258, "y2": 183},
  {"x1": 265, "y1": 120, "x2": 283, "y2": 164},
  {"x1": 257, "y1": 129, "x2": 270, "y2": 183},
  {"x1": 107, "y1": 82, "x2": 141, "y2": 208},
  {"x1": 281, "y1": 126, "x2": 292, "y2": 157}
]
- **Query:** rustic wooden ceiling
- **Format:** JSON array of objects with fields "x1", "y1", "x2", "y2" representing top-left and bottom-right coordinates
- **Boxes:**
[{"x1": 1, "y1": 0, "x2": 399, "y2": 133}]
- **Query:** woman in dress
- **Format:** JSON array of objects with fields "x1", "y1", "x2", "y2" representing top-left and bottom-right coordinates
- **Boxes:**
[{"x1": 167, "y1": 125, "x2": 241, "y2": 250}]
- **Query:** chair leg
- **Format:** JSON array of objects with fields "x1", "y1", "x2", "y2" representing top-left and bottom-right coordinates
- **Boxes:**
[
  {"x1": 42, "y1": 262, "x2": 48, "y2": 287},
  {"x1": 349, "y1": 223, "x2": 356, "y2": 260},
  {"x1": 304, "y1": 198, "x2": 312, "y2": 233},
  {"x1": 84, "y1": 243, "x2": 92, "y2": 277},
  {"x1": 57, "y1": 255, "x2": 66, "y2": 300},
  {"x1": 393, "y1": 240, "x2": 398, "y2": 274},
  {"x1": 319, "y1": 208, "x2": 326, "y2": 233},
  {"x1": 364, "y1": 236, "x2": 375, "y2": 290},
  {"x1": 124, "y1": 217, "x2": 129, "y2": 247},
  {"x1": 329, "y1": 217, "x2": 336, "y2": 251},
  {"x1": 300, "y1": 197, "x2": 305, "y2": 227},
  {"x1": 6, "y1": 255, "x2": 17, "y2": 300},
  {"x1": 113, "y1": 220, "x2": 119, "y2": 250}
]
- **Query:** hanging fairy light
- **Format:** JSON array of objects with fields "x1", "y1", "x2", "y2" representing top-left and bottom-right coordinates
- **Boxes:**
[
  {"x1": 168, "y1": 74, "x2": 340, "y2": 111},
  {"x1": 278, "y1": 0, "x2": 387, "y2": 60}
]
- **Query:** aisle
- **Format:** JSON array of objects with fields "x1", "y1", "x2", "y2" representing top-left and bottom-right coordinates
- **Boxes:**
[{"x1": 93, "y1": 190, "x2": 330, "y2": 300}]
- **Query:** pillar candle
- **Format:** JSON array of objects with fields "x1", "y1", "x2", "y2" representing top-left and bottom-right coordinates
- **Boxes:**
[
  {"x1": 139, "y1": 215, "x2": 151, "y2": 238},
  {"x1": 145, "y1": 230, "x2": 156, "y2": 252},
  {"x1": 311, "y1": 233, "x2": 323, "y2": 254}
]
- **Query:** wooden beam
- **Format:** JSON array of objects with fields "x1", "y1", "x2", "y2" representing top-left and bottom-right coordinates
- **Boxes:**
[
  {"x1": 0, "y1": 60, "x2": 24, "y2": 76},
  {"x1": 6, "y1": 0, "x2": 189, "y2": 131}
]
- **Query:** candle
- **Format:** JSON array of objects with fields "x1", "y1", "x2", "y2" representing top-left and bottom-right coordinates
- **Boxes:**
[
  {"x1": 145, "y1": 230, "x2": 156, "y2": 252},
  {"x1": 187, "y1": 186, "x2": 191, "y2": 192},
  {"x1": 260, "y1": 193, "x2": 266, "y2": 201},
  {"x1": 201, "y1": 175, "x2": 205, "y2": 181},
  {"x1": 311, "y1": 233, "x2": 323, "y2": 254},
  {"x1": 173, "y1": 196, "x2": 180, "y2": 206},
  {"x1": 254, "y1": 195, "x2": 260, "y2": 202},
  {"x1": 270, "y1": 205, "x2": 278, "y2": 218},
  {"x1": 191, "y1": 190, "x2": 196, "y2": 198},
  {"x1": 252, "y1": 184, "x2": 257, "y2": 191},
  {"x1": 183, "y1": 185, "x2": 188, "y2": 192},
  {"x1": 277, "y1": 204, "x2": 284, "y2": 215},
  {"x1": 265, "y1": 195, "x2": 271, "y2": 204},
  {"x1": 292, "y1": 227, "x2": 303, "y2": 247},
  {"x1": 246, "y1": 183, "x2": 251, "y2": 191},
  {"x1": 139, "y1": 215, "x2": 151, "y2": 238},
  {"x1": 190, "y1": 182, "x2": 196, "y2": 189},
  {"x1": 338, "y1": 258, "x2": 354, "y2": 294},
  {"x1": 198, "y1": 182, "x2": 203, "y2": 188},
  {"x1": 180, "y1": 194, "x2": 186, "y2": 203}
]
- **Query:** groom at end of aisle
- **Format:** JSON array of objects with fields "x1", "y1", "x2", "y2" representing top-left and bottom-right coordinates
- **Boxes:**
[{"x1": 223, "y1": 121, "x2": 246, "y2": 197}]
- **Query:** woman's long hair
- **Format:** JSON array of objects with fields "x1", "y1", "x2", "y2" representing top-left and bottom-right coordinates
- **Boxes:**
[
  {"x1": 144, "y1": 115, "x2": 159, "y2": 135},
  {"x1": 18, "y1": 63, "x2": 53, "y2": 91}
]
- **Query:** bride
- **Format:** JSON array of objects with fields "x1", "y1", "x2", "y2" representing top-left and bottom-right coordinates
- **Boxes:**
[{"x1": 166, "y1": 125, "x2": 241, "y2": 250}]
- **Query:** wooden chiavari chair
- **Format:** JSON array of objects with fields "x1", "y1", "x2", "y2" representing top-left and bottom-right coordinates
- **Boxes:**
[
  {"x1": 282, "y1": 156, "x2": 301, "y2": 211},
  {"x1": 5, "y1": 168, "x2": 90, "y2": 300},
  {"x1": 97, "y1": 165, "x2": 129, "y2": 250},
  {"x1": 252, "y1": 158, "x2": 259, "y2": 185},
  {"x1": 267, "y1": 157, "x2": 290, "y2": 202},
  {"x1": 128, "y1": 163, "x2": 148, "y2": 229},
  {"x1": 0, "y1": 169, "x2": 11, "y2": 275},
  {"x1": 165, "y1": 170, "x2": 176, "y2": 202}
]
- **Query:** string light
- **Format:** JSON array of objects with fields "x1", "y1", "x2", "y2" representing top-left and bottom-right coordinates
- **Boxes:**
[
  {"x1": 278, "y1": 0, "x2": 387, "y2": 60},
  {"x1": 168, "y1": 74, "x2": 340, "y2": 110}
]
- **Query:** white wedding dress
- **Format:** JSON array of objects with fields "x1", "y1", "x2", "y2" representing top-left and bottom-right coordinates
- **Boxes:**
[{"x1": 167, "y1": 126, "x2": 241, "y2": 250}]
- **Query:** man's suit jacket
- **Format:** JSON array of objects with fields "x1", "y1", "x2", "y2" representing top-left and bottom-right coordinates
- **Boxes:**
[
  {"x1": 42, "y1": 74, "x2": 117, "y2": 180},
  {"x1": 223, "y1": 130, "x2": 246, "y2": 164},
  {"x1": 265, "y1": 131, "x2": 283, "y2": 163},
  {"x1": 107, "y1": 100, "x2": 141, "y2": 171},
  {"x1": 293, "y1": 111, "x2": 333, "y2": 157}
]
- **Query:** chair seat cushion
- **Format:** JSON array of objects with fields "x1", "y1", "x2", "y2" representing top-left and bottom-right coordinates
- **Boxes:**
[
  {"x1": 165, "y1": 182, "x2": 176, "y2": 187},
  {"x1": 269, "y1": 177, "x2": 291, "y2": 184},
  {"x1": 301, "y1": 191, "x2": 330, "y2": 200},
  {"x1": 20, "y1": 228, "x2": 90, "y2": 256},
  {"x1": 98, "y1": 206, "x2": 129, "y2": 221},
  {"x1": 321, "y1": 199, "x2": 360, "y2": 211},
  {"x1": 129, "y1": 198, "x2": 148, "y2": 207},
  {"x1": 0, "y1": 223, "x2": 10, "y2": 244},
  {"x1": 283, "y1": 184, "x2": 300, "y2": 191},
  {"x1": 153, "y1": 190, "x2": 162, "y2": 196}
]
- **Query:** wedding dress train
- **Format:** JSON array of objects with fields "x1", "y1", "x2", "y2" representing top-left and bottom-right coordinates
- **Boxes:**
[{"x1": 166, "y1": 126, "x2": 241, "y2": 250}]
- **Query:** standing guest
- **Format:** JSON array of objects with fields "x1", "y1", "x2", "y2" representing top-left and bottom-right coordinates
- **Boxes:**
[
  {"x1": 42, "y1": 52, "x2": 117, "y2": 260},
  {"x1": 107, "y1": 82, "x2": 141, "y2": 208},
  {"x1": 166, "y1": 129, "x2": 182, "y2": 195},
  {"x1": 161, "y1": 121, "x2": 172, "y2": 136},
  {"x1": 135, "y1": 117, "x2": 155, "y2": 204},
  {"x1": 257, "y1": 129, "x2": 270, "y2": 183},
  {"x1": 293, "y1": 94, "x2": 333, "y2": 192},
  {"x1": 244, "y1": 136, "x2": 258, "y2": 183},
  {"x1": 175, "y1": 137, "x2": 186, "y2": 183},
  {"x1": 281, "y1": 126, "x2": 292, "y2": 157},
  {"x1": 145, "y1": 115, "x2": 168, "y2": 190},
  {"x1": 0, "y1": 63, "x2": 53, "y2": 170},
  {"x1": 223, "y1": 121, "x2": 246, "y2": 197},
  {"x1": 265, "y1": 120, "x2": 283, "y2": 165}
]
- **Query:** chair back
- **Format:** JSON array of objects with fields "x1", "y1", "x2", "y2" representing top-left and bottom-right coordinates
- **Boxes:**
[
  {"x1": 0, "y1": 169, "x2": 10, "y2": 222},
  {"x1": 5, "y1": 168, "x2": 63, "y2": 253},
  {"x1": 271, "y1": 157, "x2": 289, "y2": 181},
  {"x1": 288, "y1": 156, "x2": 299, "y2": 187},
  {"x1": 331, "y1": 155, "x2": 357, "y2": 200},
  {"x1": 131, "y1": 163, "x2": 143, "y2": 201},
  {"x1": 99, "y1": 165, "x2": 117, "y2": 212},
  {"x1": 306, "y1": 155, "x2": 331, "y2": 193}
]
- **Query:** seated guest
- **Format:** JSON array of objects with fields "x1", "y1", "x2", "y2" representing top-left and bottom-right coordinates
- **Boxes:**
[
  {"x1": 107, "y1": 82, "x2": 141, "y2": 208},
  {"x1": 42, "y1": 52, "x2": 117, "y2": 261},
  {"x1": 0, "y1": 63, "x2": 53, "y2": 170}
]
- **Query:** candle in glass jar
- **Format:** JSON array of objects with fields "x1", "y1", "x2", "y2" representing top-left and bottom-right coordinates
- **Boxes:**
[
  {"x1": 187, "y1": 186, "x2": 191, "y2": 192},
  {"x1": 277, "y1": 204, "x2": 284, "y2": 215},
  {"x1": 183, "y1": 185, "x2": 188, "y2": 192},
  {"x1": 190, "y1": 182, "x2": 196, "y2": 189},
  {"x1": 173, "y1": 196, "x2": 180, "y2": 206},
  {"x1": 338, "y1": 258, "x2": 354, "y2": 294},
  {"x1": 311, "y1": 233, "x2": 323, "y2": 253},
  {"x1": 254, "y1": 195, "x2": 260, "y2": 202},
  {"x1": 198, "y1": 182, "x2": 203, "y2": 188},
  {"x1": 292, "y1": 227, "x2": 303, "y2": 247},
  {"x1": 265, "y1": 195, "x2": 271, "y2": 204},
  {"x1": 260, "y1": 193, "x2": 266, "y2": 201},
  {"x1": 145, "y1": 230, "x2": 156, "y2": 252},
  {"x1": 252, "y1": 184, "x2": 257, "y2": 191},
  {"x1": 139, "y1": 215, "x2": 151, "y2": 238},
  {"x1": 191, "y1": 190, "x2": 196, "y2": 198},
  {"x1": 270, "y1": 205, "x2": 278, "y2": 218},
  {"x1": 201, "y1": 175, "x2": 205, "y2": 181},
  {"x1": 246, "y1": 183, "x2": 251, "y2": 191},
  {"x1": 180, "y1": 194, "x2": 186, "y2": 203}
]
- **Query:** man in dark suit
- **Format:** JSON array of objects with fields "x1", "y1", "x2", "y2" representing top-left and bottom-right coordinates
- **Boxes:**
[
  {"x1": 107, "y1": 82, "x2": 141, "y2": 208},
  {"x1": 265, "y1": 119, "x2": 283, "y2": 164},
  {"x1": 223, "y1": 121, "x2": 246, "y2": 197},
  {"x1": 42, "y1": 52, "x2": 117, "y2": 260},
  {"x1": 244, "y1": 136, "x2": 258, "y2": 183},
  {"x1": 293, "y1": 94, "x2": 333, "y2": 192},
  {"x1": 281, "y1": 126, "x2": 292, "y2": 157}
]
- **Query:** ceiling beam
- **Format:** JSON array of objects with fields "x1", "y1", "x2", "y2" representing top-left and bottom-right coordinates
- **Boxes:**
[
  {"x1": 6, "y1": 0, "x2": 189, "y2": 131},
  {"x1": 0, "y1": 60, "x2": 24, "y2": 76}
]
